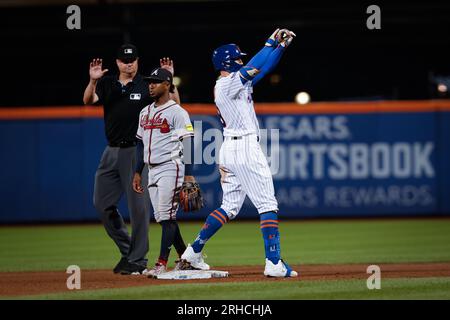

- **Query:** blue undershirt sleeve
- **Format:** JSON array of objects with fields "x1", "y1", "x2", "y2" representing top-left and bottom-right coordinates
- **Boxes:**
[
  {"x1": 251, "y1": 46, "x2": 285, "y2": 86},
  {"x1": 135, "y1": 139, "x2": 145, "y2": 174},
  {"x1": 247, "y1": 46, "x2": 274, "y2": 70},
  {"x1": 239, "y1": 46, "x2": 274, "y2": 84},
  {"x1": 239, "y1": 41, "x2": 286, "y2": 86}
]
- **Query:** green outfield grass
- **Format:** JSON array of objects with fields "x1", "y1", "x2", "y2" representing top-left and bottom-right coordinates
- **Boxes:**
[
  {"x1": 1, "y1": 218, "x2": 450, "y2": 299},
  {"x1": 1, "y1": 219, "x2": 450, "y2": 272}
]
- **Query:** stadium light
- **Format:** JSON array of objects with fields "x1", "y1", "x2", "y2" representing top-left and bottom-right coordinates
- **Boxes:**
[
  {"x1": 173, "y1": 76, "x2": 182, "y2": 87},
  {"x1": 295, "y1": 92, "x2": 310, "y2": 104},
  {"x1": 437, "y1": 83, "x2": 448, "y2": 93}
]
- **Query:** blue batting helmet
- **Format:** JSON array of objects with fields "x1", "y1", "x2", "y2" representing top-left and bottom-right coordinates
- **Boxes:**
[{"x1": 212, "y1": 44, "x2": 247, "y2": 72}]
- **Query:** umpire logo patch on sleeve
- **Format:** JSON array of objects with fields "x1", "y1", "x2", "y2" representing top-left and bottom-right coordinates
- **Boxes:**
[{"x1": 130, "y1": 93, "x2": 141, "y2": 100}]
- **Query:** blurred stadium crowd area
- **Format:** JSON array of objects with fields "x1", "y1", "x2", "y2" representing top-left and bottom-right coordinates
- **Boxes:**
[{"x1": 0, "y1": 0, "x2": 449, "y2": 107}]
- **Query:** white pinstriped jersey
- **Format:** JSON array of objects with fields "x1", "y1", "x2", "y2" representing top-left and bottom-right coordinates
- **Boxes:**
[
  {"x1": 214, "y1": 72, "x2": 278, "y2": 218},
  {"x1": 136, "y1": 99, "x2": 194, "y2": 165},
  {"x1": 214, "y1": 72, "x2": 260, "y2": 137}
]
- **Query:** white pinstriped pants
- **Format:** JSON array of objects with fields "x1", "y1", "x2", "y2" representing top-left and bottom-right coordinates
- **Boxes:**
[{"x1": 219, "y1": 134, "x2": 279, "y2": 219}]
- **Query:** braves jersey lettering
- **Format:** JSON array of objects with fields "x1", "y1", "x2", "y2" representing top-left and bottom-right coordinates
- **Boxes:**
[
  {"x1": 141, "y1": 113, "x2": 171, "y2": 133},
  {"x1": 136, "y1": 99, "x2": 194, "y2": 164}
]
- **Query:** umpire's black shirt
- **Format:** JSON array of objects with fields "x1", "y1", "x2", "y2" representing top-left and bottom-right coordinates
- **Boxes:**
[{"x1": 95, "y1": 73, "x2": 152, "y2": 145}]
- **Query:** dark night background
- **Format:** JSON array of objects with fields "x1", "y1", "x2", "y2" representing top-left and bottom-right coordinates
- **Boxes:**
[{"x1": 0, "y1": 0, "x2": 449, "y2": 106}]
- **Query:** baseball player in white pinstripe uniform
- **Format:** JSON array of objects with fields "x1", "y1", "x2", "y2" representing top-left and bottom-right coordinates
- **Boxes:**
[{"x1": 180, "y1": 29, "x2": 298, "y2": 277}]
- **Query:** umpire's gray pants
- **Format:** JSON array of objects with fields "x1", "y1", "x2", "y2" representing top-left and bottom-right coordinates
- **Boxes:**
[{"x1": 93, "y1": 146, "x2": 150, "y2": 266}]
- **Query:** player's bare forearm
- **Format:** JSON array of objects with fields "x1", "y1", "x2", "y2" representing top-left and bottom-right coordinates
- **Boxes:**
[
  {"x1": 184, "y1": 175, "x2": 195, "y2": 182},
  {"x1": 83, "y1": 79, "x2": 99, "y2": 105}
]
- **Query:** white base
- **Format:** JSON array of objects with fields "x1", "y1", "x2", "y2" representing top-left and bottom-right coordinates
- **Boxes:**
[{"x1": 156, "y1": 270, "x2": 229, "y2": 280}]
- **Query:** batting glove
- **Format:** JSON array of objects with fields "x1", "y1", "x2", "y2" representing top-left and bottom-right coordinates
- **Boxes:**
[
  {"x1": 265, "y1": 28, "x2": 280, "y2": 47},
  {"x1": 279, "y1": 30, "x2": 296, "y2": 48}
]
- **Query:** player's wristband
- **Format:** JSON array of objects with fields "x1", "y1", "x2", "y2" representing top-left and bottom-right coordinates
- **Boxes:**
[{"x1": 265, "y1": 38, "x2": 276, "y2": 47}]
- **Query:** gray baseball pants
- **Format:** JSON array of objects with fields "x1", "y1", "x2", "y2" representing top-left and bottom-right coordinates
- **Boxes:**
[
  {"x1": 93, "y1": 145, "x2": 150, "y2": 266},
  {"x1": 148, "y1": 159, "x2": 184, "y2": 223}
]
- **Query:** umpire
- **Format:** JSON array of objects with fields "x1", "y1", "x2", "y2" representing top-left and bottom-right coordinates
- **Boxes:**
[{"x1": 83, "y1": 44, "x2": 156, "y2": 274}]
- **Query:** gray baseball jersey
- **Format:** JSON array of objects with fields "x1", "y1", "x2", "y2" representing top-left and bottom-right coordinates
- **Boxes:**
[
  {"x1": 136, "y1": 99, "x2": 194, "y2": 222},
  {"x1": 136, "y1": 99, "x2": 194, "y2": 165}
]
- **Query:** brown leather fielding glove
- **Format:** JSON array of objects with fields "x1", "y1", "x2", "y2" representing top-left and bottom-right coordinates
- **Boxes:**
[{"x1": 176, "y1": 182, "x2": 204, "y2": 212}]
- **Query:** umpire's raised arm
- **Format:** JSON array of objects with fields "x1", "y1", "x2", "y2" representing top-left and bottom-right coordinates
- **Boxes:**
[
  {"x1": 159, "y1": 57, "x2": 181, "y2": 105},
  {"x1": 83, "y1": 58, "x2": 109, "y2": 105}
]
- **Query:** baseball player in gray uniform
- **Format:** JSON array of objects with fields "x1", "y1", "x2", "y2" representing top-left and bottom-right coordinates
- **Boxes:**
[{"x1": 132, "y1": 67, "x2": 197, "y2": 278}]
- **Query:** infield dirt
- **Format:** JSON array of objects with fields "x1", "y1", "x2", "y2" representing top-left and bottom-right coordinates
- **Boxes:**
[{"x1": 1, "y1": 262, "x2": 450, "y2": 297}]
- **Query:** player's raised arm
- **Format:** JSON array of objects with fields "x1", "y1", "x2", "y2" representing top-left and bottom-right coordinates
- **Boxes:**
[
  {"x1": 240, "y1": 29, "x2": 296, "y2": 86},
  {"x1": 83, "y1": 58, "x2": 108, "y2": 105},
  {"x1": 237, "y1": 29, "x2": 280, "y2": 81}
]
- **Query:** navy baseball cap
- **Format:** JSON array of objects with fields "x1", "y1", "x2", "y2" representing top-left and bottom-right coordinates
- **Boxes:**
[
  {"x1": 143, "y1": 68, "x2": 173, "y2": 84},
  {"x1": 117, "y1": 44, "x2": 138, "y2": 63},
  {"x1": 144, "y1": 68, "x2": 175, "y2": 93}
]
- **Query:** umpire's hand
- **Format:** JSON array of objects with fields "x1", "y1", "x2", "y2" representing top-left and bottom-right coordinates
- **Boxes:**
[
  {"x1": 160, "y1": 57, "x2": 174, "y2": 75},
  {"x1": 132, "y1": 173, "x2": 144, "y2": 194},
  {"x1": 89, "y1": 58, "x2": 109, "y2": 80}
]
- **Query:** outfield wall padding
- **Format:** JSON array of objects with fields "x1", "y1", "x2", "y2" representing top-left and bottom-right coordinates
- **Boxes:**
[{"x1": 0, "y1": 101, "x2": 449, "y2": 222}]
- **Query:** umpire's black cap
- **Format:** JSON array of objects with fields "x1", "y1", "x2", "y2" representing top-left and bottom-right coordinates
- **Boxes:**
[
  {"x1": 117, "y1": 44, "x2": 138, "y2": 63},
  {"x1": 143, "y1": 68, "x2": 175, "y2": 92}
]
